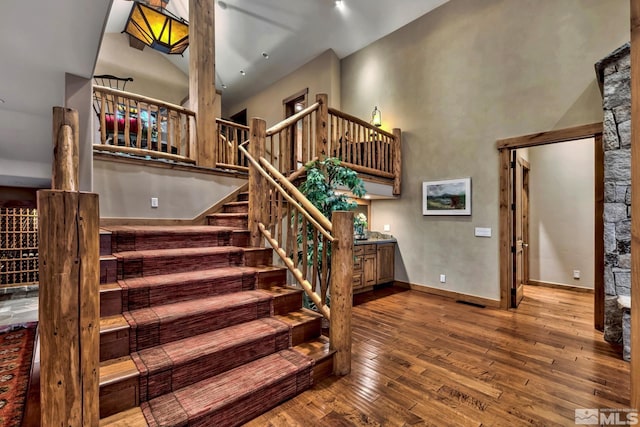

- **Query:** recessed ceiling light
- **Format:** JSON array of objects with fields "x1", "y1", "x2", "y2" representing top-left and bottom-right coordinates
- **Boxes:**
[
  {"x1": 222, "y1": 84, "x2": 227, "y2": 89},
  {"x1": 262, "y1": 52, "x2": 269, "y2": 59},
  {"x1": 240, "y1": 70, "x2": 246, "y2": 76},
  {"x1": 364, "y1": 195, "x2": 371, "y2": 199},
  {"x1": 218, "y1": 1, "x2": 227, "y2": 10},
  {"x1": 335, "y1": 0, "x2": 344, "y2": 8}
]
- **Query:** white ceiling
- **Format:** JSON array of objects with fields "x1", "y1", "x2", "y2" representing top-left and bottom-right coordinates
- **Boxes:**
[
  {"x1": 105, "y1": 0, "x2": 449, "y2": 106},
  {"x1": 0, "y1": 0, "x2": 447, "y2": 186}
]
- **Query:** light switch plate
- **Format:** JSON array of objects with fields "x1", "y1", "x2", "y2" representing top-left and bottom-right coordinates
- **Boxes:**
[
  {"x1": 383, "y1": 224, "x2": 390, "y2": 232},
  {"x1": 474, "y1": 227, "x2": 491, "y2": 237},
  {"x1": 151, "y1": 197, "x2": 159, "y2": 208}
]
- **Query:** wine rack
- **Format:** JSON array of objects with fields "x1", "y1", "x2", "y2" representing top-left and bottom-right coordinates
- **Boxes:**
[{"x1": 0, "y1": 208, "x2": 39, "y2": 286}]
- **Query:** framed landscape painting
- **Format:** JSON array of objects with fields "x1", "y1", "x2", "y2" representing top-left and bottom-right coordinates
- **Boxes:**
[{"x1": 422, "y1": 178, "x2": 471, "y2": 215}]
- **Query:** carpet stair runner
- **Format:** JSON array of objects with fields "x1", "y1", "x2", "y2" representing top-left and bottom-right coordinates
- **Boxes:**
[{"x1": 97, "y1": 194, "x2": 333, "y2": 426}]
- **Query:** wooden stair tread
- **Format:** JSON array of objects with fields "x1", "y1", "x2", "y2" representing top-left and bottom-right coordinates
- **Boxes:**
[
  {"x1": 292, "y1": 335, "x2": 333, "y2": 360},
  {"x1": 114, "y1": 245, "x2": 245, "y2": 259},
  {"x1": 141, "y1": 350, "x2": 313, "y2": 425},
  {"x1": 275, "y1": 308, "x2": 324, "y2": 326},
  {"x1": 207, "y1": 212, "x2": 248, "y2": 218},
  {"x1": 100, "y1": 356, "x2": 138, "y2": 387},
  {"x1": 105, "y1": 225, "x2": 235, "y2": 234},
  {"x1": 122, "y1": 265, "x2": 284, "y2": 289},
  {"x1": 223, "y1": 201, "x2": 248, "y2": 207},
  {"x1": 101, "y1": 315, "x2": 129, "y2": 333},
  {"x1": 100, "y1": 282, "x2": 121, "y2": 293},
  {"x1": 100, "y1": 407, "x2": 148, "y2": 427}
]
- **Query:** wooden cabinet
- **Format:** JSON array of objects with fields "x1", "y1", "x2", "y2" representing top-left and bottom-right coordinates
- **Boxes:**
[
  {"x1": 352, "y1": 242, "x2": 395, "y2": 292},
  {"x1": 376, "y1": 243, "x2": 395, "y2": 284}
]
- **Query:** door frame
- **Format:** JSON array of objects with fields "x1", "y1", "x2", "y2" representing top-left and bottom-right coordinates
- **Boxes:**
[
  {"x1": 512, "y1": 155, "x2": 530, "y2": 308},
  {"x1": 496, "y1": 123, "x2": 604, "y2": 325}
]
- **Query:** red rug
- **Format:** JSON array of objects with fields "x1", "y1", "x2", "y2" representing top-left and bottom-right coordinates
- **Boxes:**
[{"x1": 0, "y1": 322, "x2": 37, "y2": 427}]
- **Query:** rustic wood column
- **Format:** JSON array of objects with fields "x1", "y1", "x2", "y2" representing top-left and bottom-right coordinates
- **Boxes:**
[
  {"x1": 630, "y1": 0, "x2": 640, "y2": 410},
  {"x1": 248, "y1": 118, "x2": 268, "y2": 248},
  {"x1": 315, "y1": 94, "x2": 328, "y2": 159},
  {"x1": 330, "y1": 210, "x2": 354, "y2": 375},
  {"x1": 39, "y1": 107, "x2": 100, "y2": 426},
  {"x1": 189, "y1": 0, "x2": 218, "y2": 168},
  {"x1": 392, "y1": 128, "x2": 402, "y2": 196}
]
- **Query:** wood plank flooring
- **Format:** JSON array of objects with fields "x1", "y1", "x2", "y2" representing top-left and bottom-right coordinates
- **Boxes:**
[{"x1": 246, "y1": 285, "x2": 630, "y2": 426}]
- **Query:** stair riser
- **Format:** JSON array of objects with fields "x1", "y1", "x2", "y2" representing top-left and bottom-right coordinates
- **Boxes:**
[
  {"x1": 207, "y1": 216, "x2": 248, "y2": 228},
  {"x1": 138, "y1": 331, "x2": 290, "y2": 401},
  {"x1": 223, "y1": 204, "x2": 249, "y2": 213},
  {"x1": 125, "y1": 269, "x2": 287, "y2": 311},
  {"x1": 100, "y1": 376, "x2": 140, "y2": 419},
  {"x1": 112, "y1": 231, "x2": 232, "y2": 252},
  {"x1": 127, "y1": 301, "x2": 272, "y2": 352},
  {"x1": 272, "y1": 291, "x2": 303, "y2": 315},
  {"x1": 291, "y1": 317, "x2": 323, "y2": 346},
  {"x1": 118, "y1": 251, "x2": 244, "y2": 279},
  {"x1": 244, "y1": 249, "x2": 273, "y2": 267},
  {"x1": 230, "y1": 231, "x2": 250, "y2": 247},
  {"x1": 101, "y1": 288, "x2": 123, "y2": 317},
  {"x1": 101, "y1": 257, "x2": 117, "y2": 284},
  {"x1": 101, "y1": 232, "x2": 112, "y2": 256},
  {"x1": 237, "y1": 192, "x2": 249, "y2": 202},
  {"x1": 101, "y1": 328, "x2": 130, "y2": 362}
]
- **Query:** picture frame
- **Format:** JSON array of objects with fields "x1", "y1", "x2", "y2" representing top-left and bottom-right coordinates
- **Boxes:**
[{"x1": 422, "y1": 178, "x2": 472, "y2": 216}]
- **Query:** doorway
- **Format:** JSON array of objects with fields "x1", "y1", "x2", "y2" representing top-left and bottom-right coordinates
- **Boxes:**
[
  {"x1": 512, "y1": 154, "x2": 530, "y2": 307},
  {"x1": 497, "y1": 123, "x2": 604, "y2": 330},
  {"x1": 283, "y1": 89, "x2": 308, "y2": 173}
]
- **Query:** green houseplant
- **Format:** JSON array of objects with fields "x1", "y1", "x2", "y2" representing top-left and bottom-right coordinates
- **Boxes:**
[{"x1": 297, "y1": 157, "x2": 366, "y2": 310}]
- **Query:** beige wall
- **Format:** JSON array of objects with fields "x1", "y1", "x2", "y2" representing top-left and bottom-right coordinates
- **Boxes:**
[
  {"x1": 95, "y1": 33, "x2": 189, "y2": 105},
  {"x1": 94, "y1": 159, "x2": 246, "y2": 219},
  {"x1": 223, "y1": 49, "x2": 341, "y2": 126},
  {"x1": 342, "y1": 0, "x2": 628, "y2": 300},
  {"x1": 528, "y1": 139, "x2": 595, "y2": 289}
]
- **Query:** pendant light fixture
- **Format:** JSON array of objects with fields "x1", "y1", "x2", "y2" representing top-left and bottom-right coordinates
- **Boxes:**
[
  {"x1": 124, "y1": 1, "x2": 189, "y2": 55},
  {"x1": 371, "y1": 106, "x2": 382, "y2": 127}
]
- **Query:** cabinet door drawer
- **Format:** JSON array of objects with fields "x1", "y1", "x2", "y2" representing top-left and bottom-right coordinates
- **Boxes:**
[
  {"x1": 353, "y1": 255, "x2": 363, "y2": 271},
  {"x1": 364, "y1": 244, "x2": 377, "y2": 255},
  {"x1": 354, "y1": 246, "x2": 365, "y2": 256},
  {"x1": 353, "y1": 273, "x2": 363, "y2": 289}
]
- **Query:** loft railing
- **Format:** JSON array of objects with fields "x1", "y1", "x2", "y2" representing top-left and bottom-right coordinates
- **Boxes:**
[
  {"x1": 216, "y1": 118, "x2": 249, "y2": 172},
  {"x1": 93, "y1": 85, "x2": 196, "y2": 164},
  {"x1": 264, "y1": 95, "x2": 327, "y2": 175},
  {"x1": 328, "y1": 108, "x2": 402, "y2": 195},
  {"x1": 241, "y1": 116, "x2": 353, "y2": 375}
]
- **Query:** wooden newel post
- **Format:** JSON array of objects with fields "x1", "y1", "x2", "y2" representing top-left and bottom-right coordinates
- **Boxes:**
[
  {"x1": 248, "y1": 117, "x2": 268, "y2": 248},
  {"x1": 316, "y1": 94, "x2": 328, "y2": 159},
  {"x1": 330, "y1": 210, "x2": 354, "y2": 375},
  {"x1": 39, "y1": 107, "x2": 100, "y2": 426},
  {"x1": 392, "y1": 128, "x2": 402, "y2": 196},
  {"x1": 52, "y1": 107, "x2": 79, "y2": 191}
]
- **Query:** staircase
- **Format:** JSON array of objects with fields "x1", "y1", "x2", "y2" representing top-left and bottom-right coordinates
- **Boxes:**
[{"x1": 98, "y1": 193, "x2": 334, "y2": 426}]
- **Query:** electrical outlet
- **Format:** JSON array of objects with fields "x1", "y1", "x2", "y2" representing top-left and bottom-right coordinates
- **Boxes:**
[
  {"x1": 439, "y1": 274, "x2": 446, "y2": 283},
  {"x1": 151, "y1": 197, "x2": 159, "y2": 208},
  {"x1": 573, "y1": 270, "x2": 580, "y2": 280},
  {"x1": 383, "y1": 224, "x2": 390, "y2": 232}
]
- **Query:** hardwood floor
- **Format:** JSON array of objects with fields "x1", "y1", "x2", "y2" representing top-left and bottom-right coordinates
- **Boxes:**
[{"x1": 246, "y1": 285, "x2": 630, "y2": 426}]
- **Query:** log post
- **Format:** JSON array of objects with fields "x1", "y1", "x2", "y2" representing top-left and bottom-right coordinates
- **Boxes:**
[
  {"x1": 630, "y1": 0, "x2": 640, "y2": 410},
  {"x1": 330, "y1": 210, "x2": 353, "y2": 375},
  {"x1": 392, "y1": 128, "x2": 402, "y2": 196},
  {"x1": 189, "y1": 0, "x2": 218, "y2": 168},
  {"x1": 39, "y1": 107, "x2": 100, "y2": 426},
  {"x1": 248, "y1": 117, "x2": 268, "y2": 248},
  {"x1": 316, "y1": 94, "x2": 328, "y2": 159},
  {"x1": 52, "y1": 107, "x2": 79, "y2": 191}
]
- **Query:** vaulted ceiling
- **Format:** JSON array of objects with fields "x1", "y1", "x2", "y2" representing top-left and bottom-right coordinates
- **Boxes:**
[{"x1": 0, "y1": 0, "x2": 448, "y2": 186}]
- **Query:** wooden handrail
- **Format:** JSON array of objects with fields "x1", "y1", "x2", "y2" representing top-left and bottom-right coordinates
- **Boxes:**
[
  {"x1": 239, "y1": 145, "x2": 335, "y2": 242},
  {"x1": 216, "y1": 117, "x2": 250, "y2": 130},
  {"x1": 288, "y1": 158, "x2": 317, "y2": 182},
  {"x1": 328, "y1": 107, "x2": 396, "y2": 139},
  {"x1": 94, "y1": 85, "x2": 196, "y2": 117},
  {"x1": 258, "y1": 157, "x2": 333, "y2": 233},
  {"x1": 93, "y1": 144, "x2": 195, "y2": 164},
  {"x1": 259, "y1": 224, "x2": 331, "y2": 319},
  {"x1": 266, "y1": 102, "x2": 321, "y2": 135}
]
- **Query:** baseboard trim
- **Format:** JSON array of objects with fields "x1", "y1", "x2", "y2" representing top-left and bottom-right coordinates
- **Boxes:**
[
  {"x1": 393, "y1": 281, "x2": 500, "y2": 308},
  {"x1": 527, "y1": 280, "x2": 594, "y2": 293}
]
